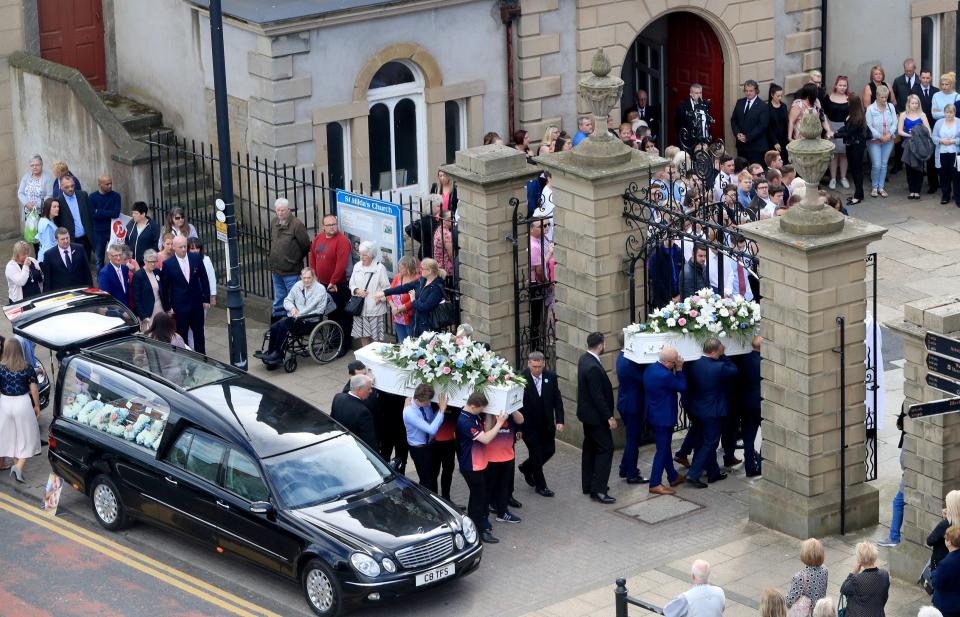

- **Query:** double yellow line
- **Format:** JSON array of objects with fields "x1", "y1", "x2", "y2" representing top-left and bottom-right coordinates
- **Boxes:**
[{"x1": 0, "y1": 490, "x2": 283, "y2": 617}]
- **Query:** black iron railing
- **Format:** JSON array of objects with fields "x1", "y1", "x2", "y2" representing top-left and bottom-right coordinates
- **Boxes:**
[{"x1": 615, "y1": 578, "x2": 665, "y2": 616}]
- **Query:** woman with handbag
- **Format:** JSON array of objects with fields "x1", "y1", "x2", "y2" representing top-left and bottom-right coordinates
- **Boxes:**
[
  {"x1": 786, "y1": 538, "x2": 829, "y2": 617},
  {"x1": 839, "y1": 541, "x2": 889, "y2": 617},
  {"x1": 388, "y1": 255, "x2": 419, "y2": 342},
  {"x1": 5, "y1": 241, "x2": 43, "y2": 304},
  {"x1": 348, "y1": 241, "x2": 390, "y2": 346},
  {"x1": 928, "y1": 491, "x2": 960, "y2": 587},
  {"x1": 377, "y1": 257, "x2": 446, "y2": 338}
]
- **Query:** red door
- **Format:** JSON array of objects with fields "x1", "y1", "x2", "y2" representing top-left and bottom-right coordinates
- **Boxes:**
[
  {"x1": 666, "y1": 13, "x2": 724, "y2": 143},
  {"x1": 38, "y1": 0, "x2": 107, "y2": 90}
]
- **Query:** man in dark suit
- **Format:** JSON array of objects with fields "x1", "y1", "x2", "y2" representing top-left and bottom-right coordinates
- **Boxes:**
[
  {"x1": 615, "y1": 346, "x2": 646, "y2": 484},
  {"x1": 96, "y1": 244, "x2": 130, "y2": 307},
  {"x1": 919, "y1": 69, "x2": 941, "y2": 192},
  {"x1": 730, "y1": 80, "x2": 770, "y2": 167},
  {"x1": 53, "y1": 175, "x2": 95, "y2": 263},
  {"x1": 623, "y1": 89, "x2": 658, "y2": 136},
  {"x1": 892, "y1": 59, "x2": 921, "y2": 175},
  {"x1": 577, "y1": 331, "x2": 616, "y2": 504},
  {"x1": 518, "y1": 351, "x2": 565, "y2": 497},
  {"x1": 644, "y1": 347, "x2": 687, "y2": 495},
  {"x1": 735, "y1": 335, "x2": 763, "y2": 477},
  {"x1": 331, "y1": 374, "x2": 378, "y2": 450},
  {"x1": 684, "y1": 337, "x2": 738, "y2": 488},
  {"x1": 675, "y1": 83, "x2": 711, "y2": 148},
  {"x1": 161, "y1": 236, "x2": 210, "y2": 354},
  {"x1": 41, "y1": 227, "x2": 93, "y2": 291}
]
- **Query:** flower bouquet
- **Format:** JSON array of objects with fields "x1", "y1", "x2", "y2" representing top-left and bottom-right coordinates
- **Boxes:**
[
  {"x1": 623, "y1": 288, "x2": 760, "y2": 363},
  {"x1": 355, "y1": 332, "x2": 526, "y2": 414}
]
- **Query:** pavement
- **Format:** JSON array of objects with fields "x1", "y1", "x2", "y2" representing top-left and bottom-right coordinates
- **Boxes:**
[{"x1": 0, "y1": 173, "x2": 955, "y2": 617}]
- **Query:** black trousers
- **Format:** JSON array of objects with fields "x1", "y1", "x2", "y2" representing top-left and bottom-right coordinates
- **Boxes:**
[
  {"x1": 928, "y1": 153, "x2": 940, "y2": 191},
  {"x1": 460, "y1": 468, "x2": 487, "y2": 531},
  {"x1": 432, "y1": 438, "x2": 456, "y2": 499},
  {"x1": 409, "y1": 445, "x2": 437, "y2": 493},
  {"x1": 581, "y1": 423, "x2": 613, "y2": 494},
  {"x1": 519, "y1": 429, "x2": 556, "y2": 490},
  {"x1": 847, "y1": 143, "x2": 866, "y2": 200},
  {"x1": 940, "y1": 154, "x2": 960, "y2": 203},
  {"x1": 485, "y1": 460, "x2": 513, "y2": 516},
  {"x1": 906, "y1": 164, "x2": 925, "y2": 193},
  {"x1": 174, "y1": 307, "x2": 205, "y2": 354},
  {"x1": 267, "y1": 317, "x2": 292, "y2": 354},
  {"x1": 721, "y1": 408, "x2": 742, "y2": 463},
  {"x1": 378, "y1": 392, "x2": 408, "y2": 471},
  {"x1": 328, "y1": 284, "x2": 353, "y2": 348}
]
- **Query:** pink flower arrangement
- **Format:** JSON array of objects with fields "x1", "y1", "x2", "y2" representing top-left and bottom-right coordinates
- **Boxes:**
[
  {"x1": 488, "y1": 375, "x2": 496, "y2": 383},
  {"x1": 442, "y1": 366, "x2": 452, "y2": 374},
  {"x1": 677, "y1": 318, "x2": 687, "y2": 326},
  {"x1": 417, "y1": 359, "x2": 426, "y2": 367},
  {"x1": 689, "y1": 310, "x2": 698, "y2": 317}
]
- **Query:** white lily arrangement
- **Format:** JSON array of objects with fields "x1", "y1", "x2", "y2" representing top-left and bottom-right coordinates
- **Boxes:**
[{"x1": 625, "y1": 288, "x2": 760, "y2": 344}]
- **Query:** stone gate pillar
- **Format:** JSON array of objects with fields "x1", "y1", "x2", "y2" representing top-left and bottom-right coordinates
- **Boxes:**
[
  {"x1": 740, "y1": 112, "x2": 886, "y2": 538},
  {"x1": 442, "y1": 145, "x2": 539, "y2": 359},
  {"x1": 886, "y1": 297, "x2": 960, "y2": 581}
]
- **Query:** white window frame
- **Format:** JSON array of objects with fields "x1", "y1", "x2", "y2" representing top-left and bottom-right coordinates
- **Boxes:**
[
  {"x1": 921, "y1": 14, "x2": 941, "y2": 80},
  {"x1": 367, "y1": 60, "x2": 427, "y2": 200}
]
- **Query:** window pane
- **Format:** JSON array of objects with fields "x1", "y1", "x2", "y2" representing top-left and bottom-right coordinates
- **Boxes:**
[
  {"x1": 369, "y1": 61, "x2": 415, "y2": 89},
  {"x1": 394, "y1": 98, "x2": 418, "y2": 187},
  {"x1": 369, "y1": 103, "x2": 391, "y2": 192},
  {"x1": 444, "y1": 100, "x2": 461, "y2": 164},
  {"x1": 921, "y1": 17, "x2": 933, "y2": 78},
  {"x1": 167, "y1": 432, "x2": 193, "y2": 468},
  {"x1": 223, "y1": 450, "x2": 269, "y2": 502},
  {"x1": 185, "y1": 433, "x2": 226, "y2": 484},
  {"x1": 327, "y1": 122, "x2": 345, "y2": 191}
]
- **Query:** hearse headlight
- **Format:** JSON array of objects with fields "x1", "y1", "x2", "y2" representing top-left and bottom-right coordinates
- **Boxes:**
[
  {"x1": 461, "y1": 516, "x2": 478, "y2": 545},
  {"x1": 350, "y1": 552, "x2": 381, "y2": 577},
  {"x1": 381, "y1": 557, "x2": 397, "y2": 573}
]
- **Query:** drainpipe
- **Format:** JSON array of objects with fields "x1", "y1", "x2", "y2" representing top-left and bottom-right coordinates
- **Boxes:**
[
  {"x1": 500, "y1": 0, "x2": 521, "y2": 139},
  {"x1": 820, "y1": 0, "x2": 828, "y2": 77}
]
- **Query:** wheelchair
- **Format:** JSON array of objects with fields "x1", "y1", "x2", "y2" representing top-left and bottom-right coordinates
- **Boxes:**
[{"x1": 259, "y1": 313, "x2": 344, "y2": 373}]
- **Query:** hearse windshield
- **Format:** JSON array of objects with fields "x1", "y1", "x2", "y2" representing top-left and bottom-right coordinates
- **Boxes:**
[
  {"x1": 92, "y1": 339, "x2": 236, "y2": 390},
  {"x1": 263, "y1": 435, "x2": 392, "y2": 509}
]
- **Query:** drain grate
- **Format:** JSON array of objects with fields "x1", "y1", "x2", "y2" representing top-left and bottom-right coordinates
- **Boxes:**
[{"x1": 618, "y1": 494, "x2": 703, "y2": 524}]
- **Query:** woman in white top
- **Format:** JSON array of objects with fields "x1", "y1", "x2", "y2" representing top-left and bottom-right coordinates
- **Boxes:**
[
  {"x1": 158, "y1": 207, "x2": 198, "y2": 249},
  {"x1": 5, "y1": 241, "x2": 42, "y2": 305},
  {"x1": 348, "y1": 241, "x2": 391, "y2": 346},
  {"x1": 532, "y1": 171, "x2": 555, "y2": 242},
  {"x1": 932, "y1": 103, "x2": 960, "y2": 206}
]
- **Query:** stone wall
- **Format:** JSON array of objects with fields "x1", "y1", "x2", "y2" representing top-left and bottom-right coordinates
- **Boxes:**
[
  {"x1": 0, "y1": 0, "x2": 25, "y2": 237},
  {"x1": 887, "y1": 296, "x2": 960, "y2": 582}
]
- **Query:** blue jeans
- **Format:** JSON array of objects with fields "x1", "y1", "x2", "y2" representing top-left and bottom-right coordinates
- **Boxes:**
[
  {"x1": 618, "y1": 412, "x2": 643, "y2": 479},
  {"x1": 394, "y1": 322, "x2": 412, "y2": 343},
  {"x1": 649, "y1": 426, "x2": 678, "y2": 488},
  {"x1": 867, "y1": 141, "x2": 894, "y2": 189},
  {"x1": 890, "y1": 448, "x2": 905, "y2": 542},
  {"x1": 271, "y1": 274, "x2": 300, "y2": 317},
  {"x1": 688, "y1": 417, "x2": 722, "y2": 482}
]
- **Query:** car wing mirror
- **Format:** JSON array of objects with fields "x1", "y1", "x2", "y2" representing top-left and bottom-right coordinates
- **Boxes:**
[{"x1": 249, "y1": 501, "x2": 274, "y2": 515}]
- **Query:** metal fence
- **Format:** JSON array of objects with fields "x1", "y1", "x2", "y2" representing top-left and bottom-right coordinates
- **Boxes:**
[{"x1": 144, "y1": 131, "x2": 460, "y2": 322}]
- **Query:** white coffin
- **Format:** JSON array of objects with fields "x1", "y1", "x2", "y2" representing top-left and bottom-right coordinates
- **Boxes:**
[
  {"x1": 623, "y1": 330, "x2": 753, "y2": 364},
  {"x1": 354, "y1": 344, "x2": 524, "y2": 415}
]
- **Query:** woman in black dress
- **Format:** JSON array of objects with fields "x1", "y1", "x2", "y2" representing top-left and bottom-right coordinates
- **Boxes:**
[
  {"x1": 835, "y1": 93, "x2": 872, "y2": 205},
  {"x1": 767, "y1": 83, "x2": 789, "y2": 164}
]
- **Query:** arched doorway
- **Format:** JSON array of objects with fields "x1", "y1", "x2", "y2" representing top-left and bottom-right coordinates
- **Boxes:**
[{"x1": 621, "y1": 12, "x2": 725, "y2": 146}]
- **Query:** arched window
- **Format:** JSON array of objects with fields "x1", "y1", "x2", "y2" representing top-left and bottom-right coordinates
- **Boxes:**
[{"x1": 367, "y1": 60, "x2": 425, "y2": 196}]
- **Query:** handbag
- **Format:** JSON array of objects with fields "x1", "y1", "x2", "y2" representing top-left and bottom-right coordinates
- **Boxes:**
[
  {"x1": 23, "y1": 209, "x2": 39, "y2": 244},
  {"x1": 430, "y1": 300, "x2": 457, "y2": 331},
  {"x1": 919, "y1": 557, "x2": 935, "y2": 595},
  {"x1": 837, "y1": 592, "x2": 847, "y2": 617},
  {"x1": 787, "y1": 572, "x2": 812, "y2": 617},
  {"x1": 345, "y1": 272, "x2": 374, "y2": 316}
]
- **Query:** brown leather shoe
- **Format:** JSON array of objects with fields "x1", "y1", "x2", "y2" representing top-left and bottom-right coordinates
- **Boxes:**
[
  {"x1": 649, "y1": 485, "x2": 676, "y2": 496},
  {"x1": 670, "y1": 474, "x2": 686, "y2": 487},
  {"x1": 674, "y1": 455, "x2": 690, "y2": 468}
]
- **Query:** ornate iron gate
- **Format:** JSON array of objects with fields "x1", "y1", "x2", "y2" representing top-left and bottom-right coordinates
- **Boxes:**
[
  {"x1": 509, "y1": 197, "x2": 557, "y2": 372},
  {"x1": 864, "y1": 252, "x2": 879, "y2": 481}
]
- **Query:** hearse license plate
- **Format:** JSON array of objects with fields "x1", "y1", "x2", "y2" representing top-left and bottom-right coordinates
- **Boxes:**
[{"x1": 415, "y1": 563, "x2": 455, "y2": 586}]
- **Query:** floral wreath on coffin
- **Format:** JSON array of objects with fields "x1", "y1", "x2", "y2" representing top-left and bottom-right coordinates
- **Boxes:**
[{"x1": 625, "y1": 288, "x2": 760, "y2": 345}]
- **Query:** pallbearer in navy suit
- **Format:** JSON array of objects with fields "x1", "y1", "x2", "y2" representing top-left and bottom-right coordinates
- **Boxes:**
[
  {"x1": 643, "y1": 347, "x2": 687, "y2": 495},
  {"x1": 161, "y1": 236, "x2": 210, "y2": 354},
  {"x1": 97, "y1": 244, "x2": 131, "y2": 307},
  {"x1": 684, "y1": 337, "x2": 738, "y2": 489},
  {"x1": 616, "y1": 346, "x2": 646, "y2": 484},
  {"x1": 735, "y1": 335, "x2": 763, "y2": 477}
]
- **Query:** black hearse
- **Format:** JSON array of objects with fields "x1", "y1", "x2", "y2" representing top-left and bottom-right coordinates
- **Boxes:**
[{"x1": 7, "y1": 290, "x2": 481, "y2": 616}]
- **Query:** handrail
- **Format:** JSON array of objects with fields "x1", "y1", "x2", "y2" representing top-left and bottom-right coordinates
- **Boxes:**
[{"x1": 615, "y1": 578, "x2": 665, "y2": 616}]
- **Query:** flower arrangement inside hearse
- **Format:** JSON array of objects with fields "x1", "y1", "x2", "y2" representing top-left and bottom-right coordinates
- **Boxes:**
[
  {"x1": 62, "y1": 391, "x2": 169, "y2": 450},
  {"x1": 623, "y1": 288, "x2": 760, "y2": 363},
  {"x1": 355, "y1": 331, "x2": 526, "y2": 413}
]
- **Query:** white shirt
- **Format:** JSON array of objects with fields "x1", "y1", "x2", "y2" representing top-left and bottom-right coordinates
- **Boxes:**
[
  {"x1": 723, "y1": 256, "x2": 754, "y2": 300},
  {"x1": 588, "y1": 350, "x2": 602, "y2": 365},
  {"x1": 114, "y1": 265, "x2": 126, "y2": 291},
  {"x1": 664, "y1": 583, "x2": 726, "y2": 617},
  {"x1": 176, "y1": 254, "x2": 190, "y2": 282}
]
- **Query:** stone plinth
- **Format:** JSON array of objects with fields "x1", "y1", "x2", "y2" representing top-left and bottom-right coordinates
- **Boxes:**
[
  {"x1": 441, "y1": 145, "x2": 540, "y2": 360},
  {"x1": 536, "y1": 149, "x2": 667, "y2": 445},
  {"x1": 886, "y1": 297, "x2": 960, "y2": 582},
  {"x1": 740, "y1": 216, "x2": 886, "y2": 538}
]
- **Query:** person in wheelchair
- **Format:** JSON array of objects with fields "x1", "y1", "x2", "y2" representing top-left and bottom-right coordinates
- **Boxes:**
[{"x1": 255, "y1": 267, "x2": 335, "y2": 365}]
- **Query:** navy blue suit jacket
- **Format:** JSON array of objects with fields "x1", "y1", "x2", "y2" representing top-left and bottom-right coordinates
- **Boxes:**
[
  {"x1": 735, "y1": 350, "x2": 761, "y2": 412},
  {"x1": 131, "y1": 268, "x2": 160, "y2": 319},
  {"x1": 684, "y1": 355, "x2": 738, "y2": 419},
  {"x1": 97, "y1": 263, "x2": 130, "y2": 306},
  {"x1": 40, "y1": 243, "x2": 93, "y2": 291},
  {"x1": 161, "y1": 253, "x2": 210, "y2": 315},
  {"x1": 615, "y1": 352, "x2": 645, "y2": 416},
  {"x1": 643, "y1": 361, "x2": 687, "y2": 428}
]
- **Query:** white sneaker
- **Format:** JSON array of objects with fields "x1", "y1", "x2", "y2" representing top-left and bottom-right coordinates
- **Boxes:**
[
  {"x1": 841, "y1": 178, "x2": 850, "y2": 189},
  {"x1": 828, "y1": 179, "x2": 837, "y2": 189},
  {"x1": 871, "y1": 188, "x2": 879, "y2": 197}
]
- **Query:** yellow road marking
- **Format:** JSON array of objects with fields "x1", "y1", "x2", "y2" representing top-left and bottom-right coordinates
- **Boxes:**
[{"x1": 0, "y1": 491, "x2": 284, "y2": 617}]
